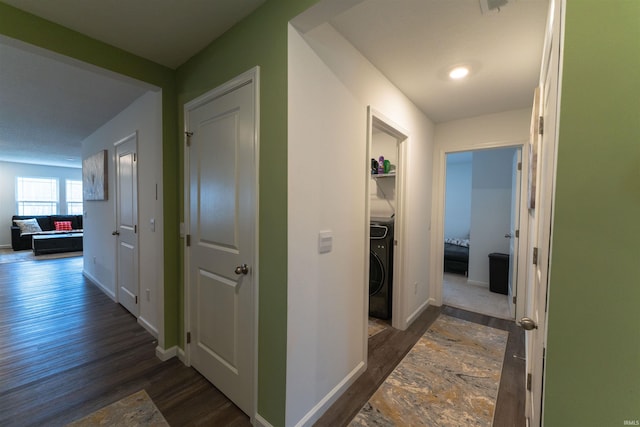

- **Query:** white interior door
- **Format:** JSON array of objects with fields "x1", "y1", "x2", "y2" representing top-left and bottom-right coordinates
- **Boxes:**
[
  {"x1": 507, "y1": 149, "x2": 521, "y2": 318},
  {"x1": 115, "y1": 133, "x2": 139, "y2": 317},
  {"x1": 523, "y1": 1, "x2": 561, "y2": 424},
  {"x1": 186, "y1": 69, "x2": 258, "y2": 416}
]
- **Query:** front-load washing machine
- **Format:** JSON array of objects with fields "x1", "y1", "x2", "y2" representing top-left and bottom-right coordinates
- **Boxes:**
[{"x1": 369, "y1": 218, "x2": 394, "y2": 319}]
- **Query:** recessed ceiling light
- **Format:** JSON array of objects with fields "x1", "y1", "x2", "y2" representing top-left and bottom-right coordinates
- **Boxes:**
[{"x1": 449, "y1": 66, "x2": 470, "y2": 80}]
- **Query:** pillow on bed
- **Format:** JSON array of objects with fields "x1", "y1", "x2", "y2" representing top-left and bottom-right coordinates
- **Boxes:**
[
  {"x1": 444, "y1": 237, "x2": 470, "y2": 248},
  {"x1": 14, "y1": 218, "x2": 43, "y2": 235}
]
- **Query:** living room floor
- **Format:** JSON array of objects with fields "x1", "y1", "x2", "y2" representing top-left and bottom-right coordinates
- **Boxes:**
[{"x1": 0, "y1": 248, "x2": 82, "y2": 264}]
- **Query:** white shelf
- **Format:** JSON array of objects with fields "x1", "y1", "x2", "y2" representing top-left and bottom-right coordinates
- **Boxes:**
[{"x1": 371, "y1": 173, "x2": 396, "y2": 178}]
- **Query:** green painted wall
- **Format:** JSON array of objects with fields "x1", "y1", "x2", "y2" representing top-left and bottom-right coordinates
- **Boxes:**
[
  {"x1": 175, "y1": 1, "x2": 317, "y2": 424},
  {"x1": 0, "y1": 2, "x2": 181, "y2": 347},
  {"x1": 544, "y1": 1, "x2": 640, "y2": 425}
]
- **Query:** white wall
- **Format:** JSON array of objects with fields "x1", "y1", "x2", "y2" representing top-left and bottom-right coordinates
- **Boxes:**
[
  {"x1": 431, "y1": 108, "x2": 530, "y2": 293},
  {"x1": 0, "y1": 161, "x2": 81, "y2": 248},
  {"x1": 468, "y1": 148, "x2": 515, "y2": 284},
  {"x1": 81, "y1": 90, "x2": 163, "y2": 337},
  {"x1": 287, "y1": 21, "x2": 434, "y2": 426},
  {"x1": 444, "y1": 156, "x2": 472, "y2": 239}
]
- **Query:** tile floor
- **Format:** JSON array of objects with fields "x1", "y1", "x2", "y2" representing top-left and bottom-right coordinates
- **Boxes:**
[{"x1": 443, "y1": 272, "x2": 512, "y2": 320}]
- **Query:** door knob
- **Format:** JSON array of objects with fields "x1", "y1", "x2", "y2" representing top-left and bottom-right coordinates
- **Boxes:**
[
  {"x1": 505, "y1": 233, "x2": 513, "y2": 238},
  {"x1": 235, "y1": 264, "x2": 249, "y2": 275},
  {"x1": 519, "y1": 317, "x2": 538, "y2": 330},
  {"x1": 112, "y1": 230, "x2": 120, "y2": 236}
]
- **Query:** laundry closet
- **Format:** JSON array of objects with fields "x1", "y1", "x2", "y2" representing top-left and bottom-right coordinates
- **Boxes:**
[{"x1": 368, "y1": 126, "x2": 399, "y2": 321}]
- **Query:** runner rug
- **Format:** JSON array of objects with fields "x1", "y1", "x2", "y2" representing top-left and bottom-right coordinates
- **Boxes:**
[
  {"x1": 350, "y1": 315, "x2": 508, "y2": 426},
  {"x1": 66, "y1": 390, "x2": 169, "y2": 427}
]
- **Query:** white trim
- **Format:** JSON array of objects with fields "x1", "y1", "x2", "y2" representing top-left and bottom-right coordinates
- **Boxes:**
[
  {"x1": 0, "y1": 244, "x2": 11, "y2": 249},
  {"x1": 292, "y1": 361, "x2": 366, "y2": 427},
  {"x1": 83, "y1": 270, "x2": 115, "y2": 301},
  {"x1": 430, "y1": 139, "x2": 529, "y2": 313},
  {"x1": 365, "y1": 107, "x2": 410, "y2": 332},
  {"x1": 177, "y1": 347, "x2": 186, "y2": 363},
  {"x1": 138, "y1": 316, "x2": 158, "y2": 338},
  {"x1": 253, "y1": 413, "x2": 275, "y2": 427},
  {"x1": 405, "y1": 298, "x2": 432, "y2": 327},
  {"x1": 155, "y1": 345, "x2": 178, "y2": 361},
  {"x1": 183, "y1": 66, "x2": 260, "y2": 420}
]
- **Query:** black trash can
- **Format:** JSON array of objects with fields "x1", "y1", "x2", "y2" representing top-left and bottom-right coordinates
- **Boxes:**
[{"x1": 488, "y1": 253, "x2": 509, "y2": 295}]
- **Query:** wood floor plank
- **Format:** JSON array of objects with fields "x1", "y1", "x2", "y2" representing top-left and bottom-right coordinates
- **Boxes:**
[
  {"x1": 0, "y1": 256, "x2": 250, "y2": 427},
  {"x1": 1, "y1": 254, "x2": 524, "y2": 426}
]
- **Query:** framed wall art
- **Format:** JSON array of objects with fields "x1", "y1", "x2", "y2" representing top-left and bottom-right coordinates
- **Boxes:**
[{"x1": 83, "y1": 149, "x2": 108, "y2": 201}]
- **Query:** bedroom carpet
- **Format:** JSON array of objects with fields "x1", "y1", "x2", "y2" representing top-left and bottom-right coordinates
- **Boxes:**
[
  {"x1": 349, "y1": 314, "x2": 508, "y2": 426},
  {"x1": 443, "y1": 273, "x2": 512, "y2": 320}
]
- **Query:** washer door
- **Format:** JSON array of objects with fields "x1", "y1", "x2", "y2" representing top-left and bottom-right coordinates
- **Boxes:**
[{"x1": 369, "y1": 251, "x2": 385, "y2": 296}]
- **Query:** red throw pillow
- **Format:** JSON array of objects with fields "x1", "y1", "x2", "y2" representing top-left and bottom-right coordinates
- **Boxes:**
[{"x1": 54, "y1": 221, "x2": 73, "y2": 231}]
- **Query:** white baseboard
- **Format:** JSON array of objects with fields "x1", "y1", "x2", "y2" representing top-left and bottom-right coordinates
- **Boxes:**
[
  {"x1": 138, "y1": 316, "x2": 158, "y2": 338},
  {"x1": 293, "y1": 360, "x2": 366, "y2": 427},
  {"x1": 0, "y1": 244, "x2": 11, "y2": 249},
  {"x1": 253, "y1": 413, "x2": 275, "y2": 427},
  {"x1": 177, "y1": 347, "x2": 186, "y2": 363},
  {"x1": 83, "y1": 270, "x2": 115, "y2": 301},
  {"x1": 155, "y1": 345, "x2": 178, "y2": 361},
  {"x1": 406, "y1": 298, "x2": 432, "y2": 327}
]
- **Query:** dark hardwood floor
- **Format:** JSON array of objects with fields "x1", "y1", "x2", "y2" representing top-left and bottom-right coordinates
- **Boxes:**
[
  {"x1": 316, "y1": 306, "x2": 526, "y2": 427},
  {"x1": 1, "y1": 255, "x2": 524, "y2": 426},
  {"x1": 0, "y1": 256, "x2": 250, "y2": 427}
]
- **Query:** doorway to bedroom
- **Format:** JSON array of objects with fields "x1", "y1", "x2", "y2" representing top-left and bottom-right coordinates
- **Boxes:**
[{"x1": 443, "y1": 147, "x2": 521, "y2": 320}]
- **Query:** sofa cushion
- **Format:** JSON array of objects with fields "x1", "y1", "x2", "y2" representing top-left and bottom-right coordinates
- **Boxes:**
[
  {"x1": 54, "y1": 221, "x2": 73, "y2": 231},
  {"x1": 13, "y1": 215, "x2": 53, "y2": 231},
  {"x1": 14, "y1": 218, "x2": 43, "y2": 235}
]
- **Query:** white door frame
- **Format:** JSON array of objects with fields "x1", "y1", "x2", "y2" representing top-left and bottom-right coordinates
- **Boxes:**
[
  {"x1": 113, "y1": 131, "x2": 139, "y2": 316},
  {"x1": 365, "y1": 107, "x2": 409, "y2": 332},
  {"x1": 182, "y1": 67, "x2": 260, "y2": 420},
  {"x1": 430, "y1": 140, "x2": 530, "y2": 318}
]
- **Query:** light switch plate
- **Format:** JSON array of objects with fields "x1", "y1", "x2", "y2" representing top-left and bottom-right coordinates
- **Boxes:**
[{"x1": 318, "y1": 231, "x2": 333, "y2": 254}]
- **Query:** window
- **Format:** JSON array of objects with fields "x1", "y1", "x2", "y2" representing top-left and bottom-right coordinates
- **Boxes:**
[
  {"x1": 16, "y1": 177, "x2": 59, "y2": 215},
  {"x1": 66, "y1": 179, "x2": 83, "y2": 215}
]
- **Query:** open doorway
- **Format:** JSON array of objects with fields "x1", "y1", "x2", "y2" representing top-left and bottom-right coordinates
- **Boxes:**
[
  {"x1": 442, "y1": 147, "x2": 521, "y2": 320},
  {"x1": 366, "y1": 109, "x2": 408, "y2": 333}
]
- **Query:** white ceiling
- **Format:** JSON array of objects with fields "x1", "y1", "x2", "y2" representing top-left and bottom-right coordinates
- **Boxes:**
[
  {"x1": 330, "y1": 0, "x2": 549, "y2": 123},
  {"x1": 0, "y1": 0, "x2": 549, "y2": 168},
  {"x1": 0, "y1": 37, "x2": 150, "y2": 168}
]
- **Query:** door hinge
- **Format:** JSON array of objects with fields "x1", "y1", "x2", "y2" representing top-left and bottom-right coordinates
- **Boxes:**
[
  {"x1": 133, "y1": 153, "x2": 137, "y2": 162},
  {"x1": 513, "y1": 295, "x2": 517, "y2": 304},
  {"x1": 185, "y1": 131, "x2": 193, "y2": 147},
  {"x1": 527, "y1": 372, "x2": 532, "y2": 391},
  {"x1": 515, "y1": 229, "x2": 519, "y2": 238},
  {"x1": 186, "y1": 332, "x2": 191, "y2": 344},
  {"x1": 532, "y1": 247, "x2": 538, "y2": 265},
  {"x1": 517, "y1": 161, "x2": 522, "y2": 171},
  {"x1": 538, "y1": 116, "x2": 544, "y2": 135},
  {"x1": 134, "y1": 224, "x2": 137, "y2": 233},
  {"x1": 135, "y1": 295, "x2": 138, "y2": 304},
  {"x1": 186, "y1": 234, "x2": 191, "y2": 247}
]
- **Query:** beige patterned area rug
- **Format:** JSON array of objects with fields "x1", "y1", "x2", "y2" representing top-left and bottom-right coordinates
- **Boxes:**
[
  {"x1": 351, "y1": 315, "x2": 508, "y2": 426},
  {"x1": 66, "y1": 390, "x2": 169, "y2": 427},
  {"x1": 368, "y1": 317, "x2": 390, "y2": 338}
]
